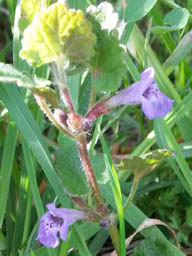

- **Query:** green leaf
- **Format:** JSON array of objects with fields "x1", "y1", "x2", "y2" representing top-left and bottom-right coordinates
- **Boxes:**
[
  {"x1": 125, "y1": 0, "x2": 157, "y2": 22},
  {"x1": 90, "y1": 153, "x2": 109, "y2": 184},
  {"x1": 22, "y1": 138, "x2": 44, "y2": 218},
  {"x1": 20, "y1": 0, "x2": 41, "y2": 24},
  {"x1": 71, "y1": 224, "x2": 93, "y2": 256},
  {"x1": 152, "y1": 8, "x2": 189, "y2": 33},
  {"x1": 20, "y1": 0, "x2": 46, "y2": 32},
  {"x1": 56, "y1": 136, "x2": 108, "y2": 196},
  {"x1": 78, "y1": 71, "x2": 92, "y2": 116},
  {"x1": 0, "y1": 121, "x2": 17, "y2": 228},
  {"x1": 132, "y1": 237, "x2": 177, "y2": 256},
  {"x1": 20, "y1": 0, "x2": 57, "y2": 30},
  {"x1": 99, "y1": 130, "x2": 126, "y2": 255},
  {"x1": 0, "y1": 62, "x2": 51, "y2": 89},
  {"x1": 151, "y1": 26, "x2": 179, "y2": 34},
  {"x1": 118, "y1": 149, "x2": 174, "y2": 178},
  {"x1": 100, "y1": 182, "x2": 185, "y2": 256},
  {"x1": 184, "y1": 206, "x2": 192, "y2": 227},
  {"x1": 0, "y1": 62, "x2": 34, "y2": 88},
  {"x1": 164, "y1": 8, "x2": 189, "y2": 29},
  {"x1": 66, "y1": 72, "x2": 82, "y2": 112},
  {"x1": 68, "y1": 0, "x2": 86, "y2": 11},
  {"x1": 154, "y1": 118, "x2": 192, "y2": 196},
  {"x1": 163, "y1": 30, "x2": 192, "y2": 74},
  {"x1": 20, "y1": 3, "x2": 96, "y2": 66},
  {"x1": 118, "y1": 156, "x2": 147, "y2": 173},
  {"x1": 0, "y1": 84, "x2": 71, "y2": 208},
  {"x1": 0, "y1": 232, "x2": 6, "y2": 250},
  {"x1": 88, "y1": 16, "x2": 126, "y2": 92},
  {"x1": 144, "y1": 149, "x2": 174, "y2": 164},
  {"x1": 55, "y1": 138, "x2": 90, "y2": 196},
  {"x1": 33, "y1": 75, "x2": 51, "y2": 87},
  {"x1": 32, "y1": 87, "x2": 59, "y2": 107},
  {"x1": 18, "y1": 17, "x2": 31, "y2": 34}
]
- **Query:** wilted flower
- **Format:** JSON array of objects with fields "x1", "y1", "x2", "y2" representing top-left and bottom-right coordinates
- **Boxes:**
[
  {"x1": 83, "y1": 67, "x2": 174, "y2": 129},
  {"x1": 37, "y1": 203, "x2": 85, "y2": 248},
  {"x1": 107, "y1": 67, "x2": 174, "y2": 120}
]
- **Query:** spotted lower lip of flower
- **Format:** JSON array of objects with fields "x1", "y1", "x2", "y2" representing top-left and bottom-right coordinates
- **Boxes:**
[
  {"x1": 37, "y1": 203, "x2": 86, "y2": 248},
  {"x1": 106, "y1": 67, "x2": 174, "y2": 120}
]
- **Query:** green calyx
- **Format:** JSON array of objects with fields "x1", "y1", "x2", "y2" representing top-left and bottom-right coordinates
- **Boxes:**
[{"x1": 19, "y1": 3, "x2": 96, "y2": 67}]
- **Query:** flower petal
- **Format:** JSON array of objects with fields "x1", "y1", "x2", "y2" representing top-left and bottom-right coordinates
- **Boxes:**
[
  {"x1": 104, "y1": 66, "x2": 174, "y2": 120},
  {"x1": 106, "y1": 81, "x2": 143, "y2": 107},
  {"x1": 141, "y1": 84, "x2": 174, "y2": 120},
  {"x1": 140, "y1": 67, "x2": 155, "y2": 80},
  {"x1": 106, "y1": 67, "x2": 155, "y2": 108},
  {"x1": 50, "y1": 208, "x2": 85, "y2": 225},
  {"x1": 59, "y1": 220, "x2": 69, "y2": 241},
  {"x1": 37, "y1": 203, "x2": 86, "y2": 248},
  {"x1": 46, "y1": 202, "x2": 56, "y2": 211},
  {"x1": 37, "y1": 211, "x2": 61, "y2": 248},
  {"x1": 38, "y1": 232, "x2": 60, "y2": 248}
]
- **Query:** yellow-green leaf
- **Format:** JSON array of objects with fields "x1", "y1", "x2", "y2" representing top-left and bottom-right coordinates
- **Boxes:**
[
  {"x1": 20, "y1": 0, "x2": 41, "y2": 24},
  {"x1": 20, "y1": 0, "x2": 56, "y2": 22},
  {"x1": 117, "y1": 149, "x2": 174, "y2": 178},
  {"x1": 20, "y1": 3, "x2": 96, "y2": 67},
  {"x1": 32, "y1": 87, "x2": 59, "y2": 107}
]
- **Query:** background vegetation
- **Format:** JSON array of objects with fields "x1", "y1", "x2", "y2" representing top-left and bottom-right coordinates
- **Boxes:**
[{"x1": 0, "y1": 0, "x2": 192, "y2": 255}]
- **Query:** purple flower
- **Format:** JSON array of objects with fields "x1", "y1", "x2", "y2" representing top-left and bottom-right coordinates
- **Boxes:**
[
  {"x1": 37, "y1": 203, "x2": 85, "y2": 248},
  {"x1": 106, "y1": 67, "x2": 174, "y2": 120},
  {"x1": 83, "y1": 67, "x2": 174, "y2": 130}
]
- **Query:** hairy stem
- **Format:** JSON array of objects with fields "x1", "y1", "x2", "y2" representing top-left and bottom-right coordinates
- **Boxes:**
[
  {"x1": 123, "y1": 175, "x2": 139, "y2": 213},
  {"x1": 76, "y1": 133, "x2": 109, "y2": 216},
  {"x1": 34, "y1": 94, "x2": 74, "y2": 139},
  {"x1": 62, "y1": 87, "x2": 75, "y2": 112},
  {"x1": 57, "y1": 61, "x2": 75, "y2": 112}
]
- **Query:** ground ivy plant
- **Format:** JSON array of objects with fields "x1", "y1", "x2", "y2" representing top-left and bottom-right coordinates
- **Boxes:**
[{"x1": 0, "y1": 0, "x2": 180, "y2": 255}]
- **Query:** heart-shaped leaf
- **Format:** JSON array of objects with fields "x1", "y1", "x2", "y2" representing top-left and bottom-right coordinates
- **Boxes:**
[
  {"x1": 56, "y1": 136, "x2": 108, "y2": 196},
  {"x1": 125, "y1": 0, "x2": 157, "y2": 22},
  {"x1": 20, "y1": 3, "x2": 96, "y2": 66},
  {"x1": 88, "y1": 15, "x2": 126, "y2": 92},
  {"x1": 152, "y1": 8, "x2": 189, "y2": 33},
  {"x1": 117, "y1": 149, "x2": 174, "y2": 178}
]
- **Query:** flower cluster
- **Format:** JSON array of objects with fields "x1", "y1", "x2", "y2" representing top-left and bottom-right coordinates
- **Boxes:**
[{"x1": 37, "y1": 203, "x2": 85, "y2": 248}]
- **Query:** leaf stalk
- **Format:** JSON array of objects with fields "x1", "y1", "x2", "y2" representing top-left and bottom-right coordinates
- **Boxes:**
[
  {"x1": 34, "y1": 94, "x2": 74, "y2": 138},
  {"x1": 123, "y1": 175, "x2": 139, "y2": 213}
]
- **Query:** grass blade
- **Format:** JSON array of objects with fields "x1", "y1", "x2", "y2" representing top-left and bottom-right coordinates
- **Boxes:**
[
  {"x1": 0, "y1": 120, "x2": 17, "y2": 228},
  {"x1": 99, "y1": 128, "x2": 126, "y2": 256}
]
